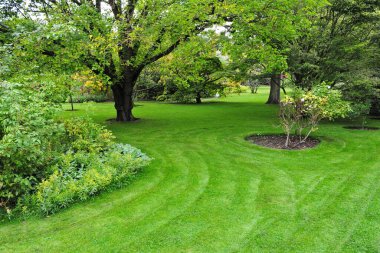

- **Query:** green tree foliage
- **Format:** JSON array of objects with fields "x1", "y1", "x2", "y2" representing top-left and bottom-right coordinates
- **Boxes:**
[
  {"x1": 158, "y1": 37, "x2": 225, "y2": 103},
  {"x1": 134, "y1": 63, "x2": 164, "y2": 101},
  {"x1": 0, "y1": 7, "x2": 111, "y2": 95},
  {"x1": 220, "y1": 0, "x2": 326, "y2": 104},
  {"x1": 287, "y1": 0, "x2": 380, "y2": 89},
  {"x1": 0, "y1": 0, "x2": 22, "y2": 19},
  {"x1": 338, "y1": 80, "x2": 374, "y2": 127},
  {"x1": 2, "y1": 0, "x2": 229, "y2": 121},
  {"x1": 1, "y1": 0, "x2": 329, "y2": 119}
]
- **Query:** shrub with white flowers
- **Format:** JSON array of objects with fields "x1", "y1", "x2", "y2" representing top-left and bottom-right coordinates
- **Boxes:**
[{"x1": 279, "y1": 84, "x2": 351, "y2": 147}]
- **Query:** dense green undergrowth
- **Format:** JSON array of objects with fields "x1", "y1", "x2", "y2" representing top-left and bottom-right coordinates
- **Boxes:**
[{"x1": 0, "y1": 83, "x2": 150, "y2": 219}]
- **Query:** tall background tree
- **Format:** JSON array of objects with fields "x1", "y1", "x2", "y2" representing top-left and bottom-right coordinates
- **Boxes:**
[
  {"x1": 220, "y1": 0, "x2": 326, "y2": 104},
  {"x1": 158, "y1": 36, "x2": 225, "y2": 104},
  {"x1": 287, "y1": 0, "x2": 380, "y2": 87},
  {"x1": 286, "y1": 0, "x2": 380, "y2": 117}
]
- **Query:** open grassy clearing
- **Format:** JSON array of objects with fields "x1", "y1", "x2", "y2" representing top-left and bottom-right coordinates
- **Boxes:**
[{"x1": 0, "y1": 89, "x2": 380, "y2": 252}]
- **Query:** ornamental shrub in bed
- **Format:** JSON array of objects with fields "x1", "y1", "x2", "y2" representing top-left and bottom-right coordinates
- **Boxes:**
[
  {"x1": 29, "y1": 144, "x2": 150, "y2": 215},
  {"x1": 279, "y1": 84, "x2": 351, "y2": 148},
  {"x1": 0, "y1": 83, "x2": 150, "y2": 219}
]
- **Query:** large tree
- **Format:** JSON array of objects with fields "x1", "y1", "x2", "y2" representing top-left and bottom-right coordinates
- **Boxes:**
[
  {"x1": 287, "y1": 0, "x2": 380, "y2": 88},
  {"x1": 286, "y1": 0, "x2": 380, "y2": 117},
  {"x1": 3, "y1": 0, "x2": 328, "y2": 118},
  {"x1": 96, "y1": 0, "x2": 225, "y2": 121},
  {"x1": 219, "y1": 0, "x2": 326, "y2": 104},
  {"x1": 2, "y1": 0, "x2": 227, "y2": 121},
  {"x1": 158, "y1": 36, "x2": 225, "y2": 104}
]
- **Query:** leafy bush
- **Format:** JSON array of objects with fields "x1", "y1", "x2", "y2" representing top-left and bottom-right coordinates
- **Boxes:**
[
  {"x1": 348, "y1": 101, "x2": 371, "y2": 128},
  {"x1": 224, "y1": 82, "x2": 250, "y2": 94},
  {"x1": 62, "y1": 117, "x2": 114, "y2": 153},
  {"x1": 29, "y1": 144, "x2": 150, "y2": 215},
  {"x1": 0, "y1": 82, "x2": 150, "y2": 218},
  {"x1": 279, "y1": 84, "x2": 351, "y2": 147},
  {"x1": 0, "y1": 83, "x2": 65, "y2": 211},
  {"x1": 66, "y1": 93, "x2": 108, "y2": 103},
  {"x1": 338, "y1": 80, "x2": 377, "y2": 125},
  {"x1": 157, "y1": 91, "x2": 200, "y2": 104},
  {"x1": 243, "y1": 80, "x2": 261, "y2": 94}
]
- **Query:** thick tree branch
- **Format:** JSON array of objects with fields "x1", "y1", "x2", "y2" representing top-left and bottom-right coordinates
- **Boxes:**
[
  {"x1": 142, "y1": 35, "x2": 190, "y2": 68},
  {"x1": 125, "y1": 0, "x2": 138, "y2": 22},
  {"x1": 139, "y1": 1, "x2": 222, "y2": 70},
  {"x1": 95, "y1": 0, "x2": 101, "y2": 12},
  {"x1": 108, "y1": 0, "x2": 120, "y2": 18},
  {"x1": 0, "y1": 23, "x2": 10, "y2": 33},
  {"x1": 205, "y1": 76, "x2": 224, "y2": 84},
  {"x1": 71, "y1": 0, "x2": 82, "y2": 6},
  {"x1": 42, "y1": 50, "x2": 56, "y2": 57},
  {"x1": 143, "y1": 27, "x2": 167, "y2": 59}
]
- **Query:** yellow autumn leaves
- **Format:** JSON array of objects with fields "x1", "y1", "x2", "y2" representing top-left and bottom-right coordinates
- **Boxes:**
[{"x1": 72, "y1": 70, "x2": 106, "y2": 93}]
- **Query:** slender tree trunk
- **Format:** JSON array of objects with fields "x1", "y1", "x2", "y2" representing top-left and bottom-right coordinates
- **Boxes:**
[
  {"x1": 361, "y1": 116, "x2": 367, "y2": 130},
  {"x1": 285, "y1": 132, "x2": 290, "y2": 148},
  {"x1": 69, "y1": 94, "x2": 74, "y2": 111},
  {"x1": 196, "y1": 92, "x2": 202, "y2": 104},
  {"x1": 266, "y1": 74, "x2": 282, "y2": 104}
]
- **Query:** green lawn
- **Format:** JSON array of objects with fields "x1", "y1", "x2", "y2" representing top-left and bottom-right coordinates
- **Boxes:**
[{"x1": 1, "y1": 89, "x2": 380, "y2": 252}]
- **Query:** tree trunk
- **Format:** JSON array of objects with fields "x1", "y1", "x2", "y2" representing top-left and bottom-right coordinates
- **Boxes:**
[
  {"x1": 266, "y1": 74, "x2": 282, "y2": 104},
  {"x1": 111, "y1": 69, "x2": 139, "y2": 122},
  {"x1": 69, "y1": 94, "x2": 74, "y2": 111},
  {"x1": 196, "y1": 92, "x2": 202, "y2": 104}
]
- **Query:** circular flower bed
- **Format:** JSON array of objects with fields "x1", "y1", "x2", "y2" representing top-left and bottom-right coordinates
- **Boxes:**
[{"x1": 246, "y1": 134, "x2": 320, "y2": 150}]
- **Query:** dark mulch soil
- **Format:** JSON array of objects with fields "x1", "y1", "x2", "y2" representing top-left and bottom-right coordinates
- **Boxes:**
[
  {"x1": 246, "y1": 134, "x2": 320, "y2": 150},
  {"x1": 343, "y1": 126, "x2": 379, "y2": 131}
]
